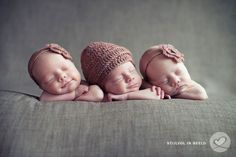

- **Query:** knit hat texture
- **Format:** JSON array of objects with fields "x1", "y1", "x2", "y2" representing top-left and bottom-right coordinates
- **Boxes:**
[
  {"x1": 28, "y1": 43, "x2": 73, "y2": 85},
  {"x1": 81, "y1": 42, "x2": 134, "y2": 88}
]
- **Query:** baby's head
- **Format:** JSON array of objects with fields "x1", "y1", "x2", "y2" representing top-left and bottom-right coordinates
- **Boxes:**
[
  {"x1": 81, "y1": 42, "x2": 142, "y2": 94},
  {"x1": 28, "y1": 43, "x2": 81, "y2": 95},
  {"x1": 140, "y1": 44, "x2": 191, "y2": 96}
]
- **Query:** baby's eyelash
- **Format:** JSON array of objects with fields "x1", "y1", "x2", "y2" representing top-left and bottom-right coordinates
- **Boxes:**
[
  {"x1": 175, "y1": 70, "x2": 181, "y2": 75},
  {"x1": 113, "y1": 77, "x2": 123, "y2": 82},
  {"x1": 61, "y1": 66, "x2": 68, "y2": 71},
  {"x1": 45, "y1": 77, "x2": 55, "y2": 84},
  {"x1": 159, "y1": 79, "x2": 168, "y2": 85}
]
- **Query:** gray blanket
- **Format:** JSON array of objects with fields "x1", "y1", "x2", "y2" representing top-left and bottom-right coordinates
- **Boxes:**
[{"x1": 0, "y1": 91, "x2": 235, "y2": 157}]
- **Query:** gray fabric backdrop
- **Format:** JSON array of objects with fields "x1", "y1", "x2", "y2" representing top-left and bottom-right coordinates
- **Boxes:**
[{"x1": 0, "y1": 0, "x2": 235, "y2": 98}]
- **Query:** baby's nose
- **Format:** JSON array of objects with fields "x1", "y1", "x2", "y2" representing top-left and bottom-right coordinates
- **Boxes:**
[
  {"x1": 124, "y1": 74, "x2": 133, "y2": 83},
  {"x1": 58, "y1": 73, "x2": 67, "y2": 82},
  {"x1": 172, "y1": 77, "x2": 180, "y2": 87}
]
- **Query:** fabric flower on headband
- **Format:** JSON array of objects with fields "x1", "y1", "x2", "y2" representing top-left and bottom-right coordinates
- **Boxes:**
[
  {"x1": 45, "y1": 43, "x2": 72, "y2": 60},
  {"x1": 160, "y1": 44, "x2": 184, "y2": 62}
]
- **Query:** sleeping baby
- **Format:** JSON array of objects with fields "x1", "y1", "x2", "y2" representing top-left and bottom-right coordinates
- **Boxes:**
[
  {"x1": 28, "y1": 43, "x2": 104, "y2": 101},
  {"x1": 81, "y1": 41, "x2": 167, "y2": 101},
  {"x1": 140, "y1": 44, "x2": 208, "y2": 100}
]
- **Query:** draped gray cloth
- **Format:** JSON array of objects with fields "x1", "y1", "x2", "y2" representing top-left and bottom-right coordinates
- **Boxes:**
[{"x1": 0, "y1": 91, "x2": 235, "y2": 157}]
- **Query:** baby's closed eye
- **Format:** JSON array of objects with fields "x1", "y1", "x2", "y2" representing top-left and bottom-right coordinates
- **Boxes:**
[
  {"x1": 113, "y1": 76, "x2": 123, "y2": 83},
  {"x1": 156, "y1": 78, "x2": 168, "y2": 86},
  {"x1": 61, "y1": 66, "x2": 68, "y2": 71},
  {"x1": 175, "y1": 69, "x2": 182, "y2": 75},
  {"x1": 43, "y1": 76, "x2": 55, "y2": 85},
  {"x1": 160, "y1": 79, "x2": 168, "y2": 84}
]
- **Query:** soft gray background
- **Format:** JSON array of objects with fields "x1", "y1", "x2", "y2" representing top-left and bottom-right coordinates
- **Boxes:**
[{"x1": 0, "y1": 0, "x2": 235, "y2": 97}]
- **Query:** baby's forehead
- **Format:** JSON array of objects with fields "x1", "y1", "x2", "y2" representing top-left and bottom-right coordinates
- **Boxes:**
[
  {"x1": 109, "y1": 62, "x2": 136, "y2": 75},
  {"x1": 38, "y1": 51, "x2": 59, "y2": 58},
  {"x1": 151, "y1": 57, "x2": 186, "y2": 70},
  {"x1": 116, "y1": 61, "x2": 135, "y2": 70},
  {"x1": 32, "y1": 53, "x2": 61, "y2": 72},
  {"x1": 37, "y1": 52, "x2": 67, "y2": 63}
]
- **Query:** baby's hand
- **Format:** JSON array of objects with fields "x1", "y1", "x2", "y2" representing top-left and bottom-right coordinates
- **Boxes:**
[
  {"x1": 175, "y1": 80, "x2": 208, "y2": 100},
  {"x1": 137, "y1": 87, "x2": 161, "y2": 100},
  {"x1": 105, "y1": 86, "x2": 170, "y2": 101},
  {"x1": 76, "y1": 84, "x2": 89, "y2": 97},
  {"x1": 151, "y1": 86, "x2": 171, "y2": 99},
  {"x1": 107, "y1": 93, "x2": 128, "y2": 102}
]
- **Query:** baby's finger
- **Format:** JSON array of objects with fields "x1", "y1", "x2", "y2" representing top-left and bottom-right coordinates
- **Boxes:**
[
  {"x1": 153, "y1": 86, "x2": 161, "y2": 95},
  {"x1": 107, "y1": 93, "x2": 113, "y2": 102},
  {"x1": 157, "y1": 87, "x2": 162, "y2": 96},
  {"x1": 82, "y1": 86, "x2": 88, "y2": 92},
  {"x1": 151, "y1": 86, "x2": 157, "y2": 93},
  {"x1": 165, "y1": 94, "x2": 171, "y2": 99},
  {"x1": 161, "y1": 90, "x2": 165, "y2": 99}
]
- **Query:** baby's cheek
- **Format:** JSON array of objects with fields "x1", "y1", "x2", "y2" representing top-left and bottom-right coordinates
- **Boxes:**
[
  {"x1": 185, "y1": 78, "x2": 192, "y2": 83},
  {"x1": 75, "y1": 73, "x2": 81, "y2": 82},
  {"x1": 50, "y1": 82, "x2": 64, "y2": 94},
  {"x1": 159, "y1": 85, "x2": 172, "y2": 94},
  {"x1": 149, "y1": 79, "x2": 158, "y2": 85},
  {"x1": 111, "y1": 83, "x2": 127, "y2": 94},
  {"x1": 53, "y1": 85, "x2": 62, "y2": 93},
  {"x1": 135, "y1": 75, "x2": 142, "y2": 84}
]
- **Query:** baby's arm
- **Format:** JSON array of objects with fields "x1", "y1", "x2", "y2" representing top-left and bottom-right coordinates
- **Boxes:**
[
  {"x1": 75, "y1": 84, "x2": 104, "y2": 102},
  {"x1": 176, "y1": 80, "x2": 208, "y2": 100},
  {"x1": 141, "y1": 79, "x2": 171, "y2": 99},
  {"x1": 106, "y1": 86, "x2": 165, "y2": 101},
  {"x1": 39, "y1": 80, "x2": 90, "y2": 101},
  {"x1": 40, "y1": 90, "x2": 76, "y2": 101}
]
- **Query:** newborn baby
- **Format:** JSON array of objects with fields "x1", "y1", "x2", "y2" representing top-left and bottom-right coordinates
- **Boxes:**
[
  {"x1": 81, "y1": 42, "x2": 165, "y2": 101},
  {"x1": 28, "y1": 43, "x2": 104, "y2": 101},
  {"x1": 140, "y1": 44, "x2": 208, "y2": 100}
]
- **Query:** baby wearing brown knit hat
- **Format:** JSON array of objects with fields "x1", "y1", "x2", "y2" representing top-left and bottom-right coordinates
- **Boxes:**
[
  {"x1": 81, "y1": 42, "x2": 166, "y2": 101},
  {"x1": 140, "y1": 44, "x2": 208, "y2": 100},
  {"x1": 28, "y1": 43, "x2": 104, "y2": 101}
]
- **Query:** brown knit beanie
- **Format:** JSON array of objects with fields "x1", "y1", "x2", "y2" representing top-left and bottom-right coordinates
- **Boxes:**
[
  {"x1": 81, "y1": 42, "x2": 134, "y2": 88},
  {"x1": 28, "y1": 43, "x2": 73, "y2": 85}
]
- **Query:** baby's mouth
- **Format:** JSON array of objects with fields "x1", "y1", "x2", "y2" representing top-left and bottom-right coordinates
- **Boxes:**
[
  {"x1": 62, "y1": 80, "x2": 72, "y2": 88},
  {"x1": 128, "y1": 83, "x2": 140, "y2": 89},
  {"x1": 171, "y1": 85, "x2": 186, "y2": 96}
]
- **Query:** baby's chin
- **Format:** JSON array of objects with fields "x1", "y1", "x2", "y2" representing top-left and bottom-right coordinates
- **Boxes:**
[
  {"x1": 127, "y1": 86, "x2": 140, "y2": 93},
  {"x1": 119, "y1": 86, "x2": 141, "y2": 94},
  {"x1": 57, "y1": 80, "x2": 80, "y2": 94}
]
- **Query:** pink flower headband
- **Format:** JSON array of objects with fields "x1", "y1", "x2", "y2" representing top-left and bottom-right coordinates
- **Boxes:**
[
  {"x1": 28, "y1": 43, "x2": 72, "y2": 84},
  {"x1": 139, "y1": 44, "x2": 184, "y2": 80}
]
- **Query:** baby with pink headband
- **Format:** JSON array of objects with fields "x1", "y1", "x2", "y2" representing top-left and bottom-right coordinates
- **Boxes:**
[
  {"x1": 28, "y1": 43, "x2": 104, "y2": 101},
  {"x1": 140, "y1": 44, "x2": 208, "y2": 100}
]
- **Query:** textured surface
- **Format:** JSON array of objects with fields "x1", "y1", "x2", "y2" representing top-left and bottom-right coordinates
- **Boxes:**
[
  {"x1": 0, "y1": 0, "x2": 236, "y2": 98},
  {"x1": 0, "y1": 91, "x2": 235, "y2": 157}
]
